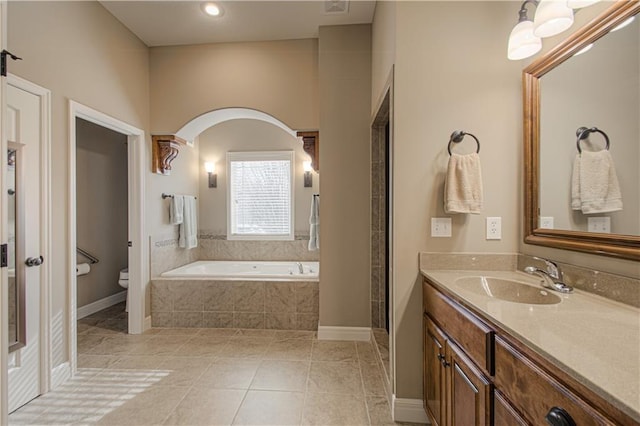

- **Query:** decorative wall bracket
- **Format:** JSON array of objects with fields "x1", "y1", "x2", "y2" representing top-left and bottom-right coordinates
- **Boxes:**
[
  {"x1": 152, "y1": 134, "x2": 187, "y2": 175},
  {"x1": 297, "y1": 131, "x2": 319, "y2": 172}
]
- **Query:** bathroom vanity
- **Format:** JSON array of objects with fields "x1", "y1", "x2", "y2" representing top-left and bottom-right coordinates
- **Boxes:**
[{"x1": 421, "y1": 269, "x2": 639, "y2": 426}]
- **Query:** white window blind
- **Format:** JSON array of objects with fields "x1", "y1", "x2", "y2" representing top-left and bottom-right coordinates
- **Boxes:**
[{"x1": 227, "y1": 151, "x2": 294, "y2": 240}]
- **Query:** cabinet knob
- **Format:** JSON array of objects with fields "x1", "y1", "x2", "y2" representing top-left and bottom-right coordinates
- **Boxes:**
[
  {"x1": 437, "y1": 353, "x2": 450, "y2": 368},
  {"x1": 545, "y1": 407, "x2": 576, "y2": 426}
]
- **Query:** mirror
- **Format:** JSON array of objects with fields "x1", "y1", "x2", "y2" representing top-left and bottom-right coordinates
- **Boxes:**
[
  {"x1": 8, "y1": 147, "x2": 25, "y2": 352},
  {"x1": 524, "y1": 1, "x2": 640, "y2": 260}
]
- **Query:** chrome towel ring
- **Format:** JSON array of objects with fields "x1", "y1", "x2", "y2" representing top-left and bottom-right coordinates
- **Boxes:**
[{"x1": 576, "y1": 127, "x2": 610, "y2": 153}]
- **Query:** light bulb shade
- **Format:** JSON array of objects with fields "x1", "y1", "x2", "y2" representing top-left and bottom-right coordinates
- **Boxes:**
[
  {"x1": 567, "y1": 0, "x2": 599, "y2": 9},
  {"x1": 204, "y1": 162, "x2": 215, "y2": 173},
  {"x1": 534, "y1": 0, "x2": 574, "y2": 38},
  {"x1": 303, "y1": 161, "x2": 312, "y2": 172},
  {"x1": 508, "y1": 20, "x2": 542, "y2": 60}
]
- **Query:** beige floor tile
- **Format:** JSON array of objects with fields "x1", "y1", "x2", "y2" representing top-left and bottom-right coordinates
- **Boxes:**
[
  {"x1": 175, "y1": 336, "x2": 229, "y2": 357},
  {"x1": 96, "y1": 385, "x2": 190, "y2": 425},
  {"x1": 198, "y1": 328, "x2": 240, "y2": 337},
  {"x1": 195, "y1": 358, "x2": 261, "y2": 389},
  {"x1": 153, "y1": 327, "x2": 204, "y2": 335},
  {"x1": 264, "y1": 338, "x2": 313, "y2": 360},
  {"x1": 77, "y1": 354, "x2": 121, "y2": 369},
  {"x1": 250, "y1": 360, "x2": 310, "y2": 391},
  {"x1": 127, "y1": 335, "x2": 192, "y2": 356},
  {"x1": 366, "y1": 396, "x2": 396, "y2": 426},
  {"x1": 163, "y1": 388, "x2": 245, "y2": 426},
  {"x1": 87, "y1": 335, "x2": 147, "y2": 356},
  {"x1": 236, "y1": 328, "x2": 277, "y2": 338},
  {"x1": 155, "y1": 357, "x2": 213, "y2": 386},
  {"x1": 273, "y1": 330, "x2": 316, "y2": 341},
  {"x1": 360, "y1": 362, "x2": 387, "y2": 396},
  {"x1": 302, "y1": 392, "x2": 369, "y2": 426},
  {"x1": 307, "y1": 361, "x2": 364, "y2": 395},
  {"x1": 218, "y1": 337, "x2": 272, "y2": 358},
  {"x1": 107, "y1": 355, "x2": 164, "y2": 370},
  {"x1": 356, "y1": 341, "x2": 378, "y2": 363},
  {"x1": 312, "y1": 341, "x2": 358, "y2": 362},
  {"x1": 77, "y1": 334, "x2": 109, "y2": 354},
  {"x1": 232, "y1": 390, "x2": 304, "y2": 426}
]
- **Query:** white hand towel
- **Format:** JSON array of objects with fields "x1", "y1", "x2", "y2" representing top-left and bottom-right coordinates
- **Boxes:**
[
  {"x1": 178, "y1": 196, "x2": 198, "y2": 249},
  {"x1": 308, "y1": 195, "x2": 320, "y2": 251},
  {"x1": 170, "y1": 195, "x2": 184, "y2": 225},
  {"x1": 572, "y1": 151, "x2": 623, "y2": 214},
  {"x1": 444, "y1": 152, "x2": 483, "y2": 214}
]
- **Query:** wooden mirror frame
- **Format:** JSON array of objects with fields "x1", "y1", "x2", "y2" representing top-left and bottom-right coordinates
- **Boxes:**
[{"x1": 523, "y1": 0, "x2": 640, "y2": 261}]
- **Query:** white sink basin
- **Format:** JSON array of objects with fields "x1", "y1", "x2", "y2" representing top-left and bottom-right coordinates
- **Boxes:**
[{"x1": 455, "y1": 276, "x2": 562, "y2": 305}]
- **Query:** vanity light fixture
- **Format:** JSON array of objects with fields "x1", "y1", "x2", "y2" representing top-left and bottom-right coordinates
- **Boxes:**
[
  {"x1": 533, "y1": 0, "x2": 574, "y2": 38},
  {"x1": 303, "y1": 161, "x2": 313, "y2": 188},
  {"x1": 567, "y1": 0, "x2": 600, "y2": 9},
  {"x1": 202, "y1": 2, "x2": 223, "y2": 17},
  {"x1": 205, "y1": 162, "x2": 217, "y2": 188},
  {"x1": 508, "y1": 0, "x2": 542, "y2": 61}
]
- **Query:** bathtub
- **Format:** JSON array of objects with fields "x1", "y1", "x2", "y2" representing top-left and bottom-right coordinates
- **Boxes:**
[
  {"x1": 160, "y1": 260, "x2": 319, "y2": 281},
  {"x1": 153, "y1": 260, "x2": 320, "y2": 330}
]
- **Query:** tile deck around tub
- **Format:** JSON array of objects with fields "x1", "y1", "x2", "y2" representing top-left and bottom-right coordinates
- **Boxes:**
[{"x1": 9, "y1": 302, "x2": 425, "y2": 426}]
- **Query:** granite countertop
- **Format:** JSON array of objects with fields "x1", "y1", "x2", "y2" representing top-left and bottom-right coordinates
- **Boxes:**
[{"x1": 420, "y1": 268, "x2": 640, "y2": 423}]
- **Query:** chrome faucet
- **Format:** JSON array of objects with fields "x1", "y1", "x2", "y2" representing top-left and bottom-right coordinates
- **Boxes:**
[
  {"x1": 296, "y1": 262, "x2": 304, "y2": 274},
  {"x1": 524, "y1": 257, "x2": 573, "y2": 293}
]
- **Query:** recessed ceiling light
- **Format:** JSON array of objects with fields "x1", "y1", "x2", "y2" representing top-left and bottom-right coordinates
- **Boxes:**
[{"x1": 202, "y1": 2, "x2": 223, "y2": 17}]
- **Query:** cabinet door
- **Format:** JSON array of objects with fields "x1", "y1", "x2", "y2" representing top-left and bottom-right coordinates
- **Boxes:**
[
  {"x1": 494, "y1": 390, "x2": 529, "y2": 426},
  {"x1": 447, "y1": 341, "x2": 492, "y2": 426},
  {"x1": 424, "y1": 316, "x2": 447, "y2": 426}
]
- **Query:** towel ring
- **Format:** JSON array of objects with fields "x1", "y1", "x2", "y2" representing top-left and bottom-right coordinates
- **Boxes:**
[
  {"x1": 576, "y1": 127, "x2": 610, "y2": 153},
  {"x1": 448, "y1": 130, "x2": 480, "y2": 156}
]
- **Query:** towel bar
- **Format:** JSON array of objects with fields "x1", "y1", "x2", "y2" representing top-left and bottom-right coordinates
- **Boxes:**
[{"x1": 162, "y1": 193, "x2": 197, "y2": 199}]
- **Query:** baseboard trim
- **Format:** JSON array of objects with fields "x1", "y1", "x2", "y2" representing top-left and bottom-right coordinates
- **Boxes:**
[
  {"x1": 317, "y1": 326, "x2": 371, "y2": 341},
  {"x1": 51, "y1": 362, "x2": 71, "y2": 389},
  {"x1": 77, "y1": 291, "x2": 127, "y2": 319},
  {"x1": 392, "y1": 396, "x2": 429, "y2": 424}
]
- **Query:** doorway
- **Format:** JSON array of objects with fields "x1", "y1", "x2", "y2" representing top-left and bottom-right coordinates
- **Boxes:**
[{"x1": 68, "y1": 102, "x2": 147, "y2": 374}]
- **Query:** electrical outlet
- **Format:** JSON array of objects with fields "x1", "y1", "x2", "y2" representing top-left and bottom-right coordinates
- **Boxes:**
[
  {"x1": 539, "y1": 216, "x2": 554, "y2": 229},
  {"x1": 588, "y1": 217, "x2": 610, "y2": 233},
  {"x1": 431, "y1": 217, "x2": 452, "y2": 237},
  {"x1": 486, "y1": 217, "x2": 502, "y2": 240}
]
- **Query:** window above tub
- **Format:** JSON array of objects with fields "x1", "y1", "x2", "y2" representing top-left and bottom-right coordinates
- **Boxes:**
[{"x1": 227, "y1": 150, "x2": 294, "y2": 241}]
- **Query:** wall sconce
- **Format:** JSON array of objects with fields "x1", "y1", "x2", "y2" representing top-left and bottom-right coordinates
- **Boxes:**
[
  {"x1": 303, "y1": 161, "x2": 313, "y2": 188},
  {"x1": 533, "y1": 0, "x2": 574, "y2": 38},
  {"x1": 507, "y1": 0, "x2": 542, "y2": 61},
  {"x1": 205, "y1": 162, "x2": 217, "y2": 188}
]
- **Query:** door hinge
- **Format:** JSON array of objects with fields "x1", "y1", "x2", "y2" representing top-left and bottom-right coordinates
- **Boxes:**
[
  {"x1": 1, "y1": 244, "x2": 7, "y2": 268},
  {"x1": 1, "y1": 50, "x2": 22, "y2": 77},
  {"x1": 128, "y1": 241, "x2": 132, "y2": 247}
]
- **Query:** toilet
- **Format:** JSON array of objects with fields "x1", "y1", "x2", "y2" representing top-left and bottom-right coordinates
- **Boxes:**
[{"x1": 118, "y1": 268, "x2": 129, "y2": 312}]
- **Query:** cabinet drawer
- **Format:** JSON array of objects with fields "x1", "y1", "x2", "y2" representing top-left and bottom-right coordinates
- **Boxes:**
[
  {"x1": 423, "y1": 280, "x2": 494, "y2": 375},
  {"x1": 495, "y1": 337, "x2": 611, "y2": 426}
]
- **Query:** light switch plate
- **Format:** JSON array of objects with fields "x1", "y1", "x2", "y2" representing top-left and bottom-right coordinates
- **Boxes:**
[
  {"x1": 486, "y1": 217, "x2": 502, "y2": 240},
  {"x1": 431, "y1": 217, "x2": 452, "y2": 237},
  {"x1": 588, "y1": 217, "x2": 610, "y2": 233},
  {"x1": 539, "y1": 217, "x2": 554, "y2": 229}
]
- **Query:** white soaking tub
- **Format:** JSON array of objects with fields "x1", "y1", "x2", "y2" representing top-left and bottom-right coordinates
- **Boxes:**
[{"x1": 160, "y1": 260, "x2": 319, "y2": 281}]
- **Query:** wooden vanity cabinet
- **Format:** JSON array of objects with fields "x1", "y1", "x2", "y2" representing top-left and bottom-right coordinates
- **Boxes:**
[
  {"x1": 423, "y1": 278, "x2": 635, "y2": 426},
  {"x1": 423, "y1": 315, "x2": 492, "y2": 426}
]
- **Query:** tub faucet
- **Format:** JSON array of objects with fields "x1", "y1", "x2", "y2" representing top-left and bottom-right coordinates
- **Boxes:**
[
  {"x1": 524, "y1": 257, "x2": 573, "y2": 293},
  {"x1": 296, "y1": 262, "x2": 304, "y2": 274}
]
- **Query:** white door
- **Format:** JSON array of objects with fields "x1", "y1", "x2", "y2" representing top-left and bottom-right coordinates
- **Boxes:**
[{"x1": 6, "y1": 81, "x2": 42, "y2": 413}]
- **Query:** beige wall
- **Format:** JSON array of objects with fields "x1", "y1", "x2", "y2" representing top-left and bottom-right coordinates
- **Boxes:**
[
  {"x1": 371, "y1": 1, "x2": 396, "y2": 112},
  {"x1": 391, "y1": 1, "x2": 522, "y2": 399},
  {"x1": 149, "y1": 39, "x2": 319, "y2": 134},
  {"x1": 8, "y1": 1, "x2": 151, "y2": 367},
  {"x1": 318, "y1": 24, "x2": 372, "y2": 328},
  {"x1": 76, "y1": 118, "x2": 128, "y2": 308},
  {"x1": 197, "y1": 119, "x2": 319, "y2": 235}
]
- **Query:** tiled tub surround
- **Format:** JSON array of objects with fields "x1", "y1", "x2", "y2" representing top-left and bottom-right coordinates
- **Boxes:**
[
  {"x1": 150, "y1": 232, "x2": 319, "y2": 278},
  {"x1": 151, "y1": 280, "x2": 319, "y2": 330}
]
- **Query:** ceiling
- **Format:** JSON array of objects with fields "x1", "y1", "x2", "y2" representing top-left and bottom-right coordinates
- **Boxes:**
[{"x1": 100, "y1": 1, "x2": 377, "y2": 47}]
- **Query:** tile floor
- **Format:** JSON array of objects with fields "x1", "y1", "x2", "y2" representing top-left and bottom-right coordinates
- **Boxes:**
[{"x1": 9, "y1": 303, "x2": 421, "y2": 426}]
